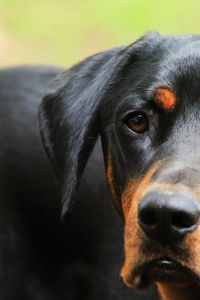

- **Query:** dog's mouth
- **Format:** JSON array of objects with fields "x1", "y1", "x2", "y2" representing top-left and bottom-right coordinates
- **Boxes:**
[{"x1": 123, "y1": 257, "x2": 196, "y2": 290}]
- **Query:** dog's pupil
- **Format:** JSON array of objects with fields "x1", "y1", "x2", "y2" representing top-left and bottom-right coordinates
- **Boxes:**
[
  {"x1": 134, "y1": 114, "x2": 145, "y2": 124},
  {"x1": 129, "y1": 113, "x2": 148, "y2": 133}
]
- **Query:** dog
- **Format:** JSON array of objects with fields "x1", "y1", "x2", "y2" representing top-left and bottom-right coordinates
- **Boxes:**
[
  {"x1": 0, "y1": 68, "x2": 158, "y2": 299},
  {"x1": 38, "y1": 32, "x2": 200, "y2": 300}
]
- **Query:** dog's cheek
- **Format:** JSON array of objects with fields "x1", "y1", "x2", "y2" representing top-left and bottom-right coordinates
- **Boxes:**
[
  {"x1": 121, "y1": 193, "x2": 145, "y2": 287},
  {"x1": 106, "y1": 153, "x2": 122, "y2": 212},
  {"x1": 122, "y1": 180, "x2": 138, "y2": 220},
  {"x1": 183, "y1": 225, "x2": 200, "y2": 275},
  {"x1": 122, "y1": 161, "x2": 161, "y2": 221},
  {"x1": 184, "y1": 186, "x2": 200, "y2": 276},
  {"x1": 121, "y1": 162, "x2": 162, "y2": 286}
]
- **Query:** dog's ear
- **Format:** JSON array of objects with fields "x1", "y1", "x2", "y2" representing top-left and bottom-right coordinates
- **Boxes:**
[{"x1": 39, "y1": 32, "x2": 160, "y2": 218}]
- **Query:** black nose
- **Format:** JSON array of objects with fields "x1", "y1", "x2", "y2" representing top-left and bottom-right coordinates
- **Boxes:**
[{"x1": 138, "y1": 191, "x2": 200, "y2": 244}]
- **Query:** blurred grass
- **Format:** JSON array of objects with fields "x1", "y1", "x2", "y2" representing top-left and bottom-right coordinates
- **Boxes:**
[{"x1": 0, "y1": 0, "x2": 200, "y2": 67}]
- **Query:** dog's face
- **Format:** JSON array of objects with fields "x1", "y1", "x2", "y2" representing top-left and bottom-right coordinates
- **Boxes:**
[
  {"x1": 99, "y1": 36, "x2": 200, "y2": 290},
  {"x1": 39, "y1": 33, "x2": 200, "y2": 297}
]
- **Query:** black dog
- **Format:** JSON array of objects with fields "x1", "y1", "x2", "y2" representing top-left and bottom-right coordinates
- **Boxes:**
[
  {"x1": 0, "y1": 64, "x2": 158, "y2": 298},
  {"x1": 39, "y1": 32, "x2": 200, "y2": 300}
]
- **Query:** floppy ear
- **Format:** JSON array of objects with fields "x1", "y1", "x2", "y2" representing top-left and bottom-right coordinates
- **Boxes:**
[{"x1": 39, "y1": 32, "x2": 160, "y2": 218}]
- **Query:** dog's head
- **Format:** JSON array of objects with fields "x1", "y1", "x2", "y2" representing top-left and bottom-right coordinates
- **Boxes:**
[{"x1": 39, "y1": 33, "x2": 200, "y2": 298}]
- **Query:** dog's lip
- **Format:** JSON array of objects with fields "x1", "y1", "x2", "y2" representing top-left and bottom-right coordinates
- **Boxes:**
[
  {"x1": 149, "y1": 259, "x2": 192, "y2": 284},
  {"x1": 134, "y1": 257, "x2": 193, "y2": 286}
]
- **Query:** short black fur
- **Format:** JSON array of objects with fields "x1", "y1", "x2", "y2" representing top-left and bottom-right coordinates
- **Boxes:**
[
  {"x1": 0, "y1": 37, "x2": 161, "y2": 299},
  {"x1": 39, "y1": 32, "x2": 200, "y2": 299}
]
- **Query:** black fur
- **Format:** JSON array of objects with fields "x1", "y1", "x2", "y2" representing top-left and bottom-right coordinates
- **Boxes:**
[
  {"x1": 39, "y1": 32, "x2": 200, "y2": 298},
  {"x1": 39, "y1": 32, "x2": 160, "y2": 216},
  {"x1": 0, "y1": 63, "x2": 158, "y2": 299},
  {"x1": 40, "y1": 32, "x2": 200, "y2": 218}
]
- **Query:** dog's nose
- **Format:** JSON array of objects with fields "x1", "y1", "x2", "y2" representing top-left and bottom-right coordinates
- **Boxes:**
[{"x1": 138, "y1": 191, "x2": 200, "y2": 244}]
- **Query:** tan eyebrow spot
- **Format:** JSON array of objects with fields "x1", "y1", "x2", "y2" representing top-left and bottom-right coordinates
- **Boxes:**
[{"x1": 155, "y1": 87, "x2": 176, "y2": 111}]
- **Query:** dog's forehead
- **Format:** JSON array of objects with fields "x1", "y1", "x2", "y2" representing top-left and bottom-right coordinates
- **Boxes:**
[
  {"x1": 120, "y1": 36, "x2": 200, "y2": 106},
  {"x1": 101, "y1": 35, "x2": 200, "y2": 126},
  {"x1": 155, "y1": 37, "x2": 200, "y2": 80},
  {"x1": 138, "y1": 36, "x2": 200, "y2": 88}
]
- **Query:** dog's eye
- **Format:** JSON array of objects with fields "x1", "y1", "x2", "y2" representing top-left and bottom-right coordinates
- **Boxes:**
[{"x1": 124, "y1": 112, "x2": 149, "y2": 133}]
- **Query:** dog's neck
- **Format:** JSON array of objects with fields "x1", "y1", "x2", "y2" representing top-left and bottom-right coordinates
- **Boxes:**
[{"x1": 157, "y1": 283, "x2": 200, "y2": 300}]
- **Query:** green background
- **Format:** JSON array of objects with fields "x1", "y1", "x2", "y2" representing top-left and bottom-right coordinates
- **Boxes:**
[{"x1": 0, "y1": 0, "x2": 199, "y2": 67}]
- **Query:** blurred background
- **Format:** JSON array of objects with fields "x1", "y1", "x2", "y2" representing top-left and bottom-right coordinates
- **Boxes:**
[{"x1": 0, "y1": 0, "x2": 199, "y2": 68}]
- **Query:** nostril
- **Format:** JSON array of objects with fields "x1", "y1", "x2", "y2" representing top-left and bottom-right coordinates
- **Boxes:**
[
  {"x1": 171, "y1": 211, "x2": 199, "y2": 229},
  {"x1": 139, "y1": 208, "x2": 157, "y2": 227}
]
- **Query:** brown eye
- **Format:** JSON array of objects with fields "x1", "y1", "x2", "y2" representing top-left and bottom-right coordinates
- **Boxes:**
[{"x1": 125, "y1": 112, "x2": 149, "y2": 133}]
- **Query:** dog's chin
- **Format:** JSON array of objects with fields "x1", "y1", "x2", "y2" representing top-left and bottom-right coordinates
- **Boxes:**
[{"x1": 121, "y1": 258, "x2": 197, "y2": 291}]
